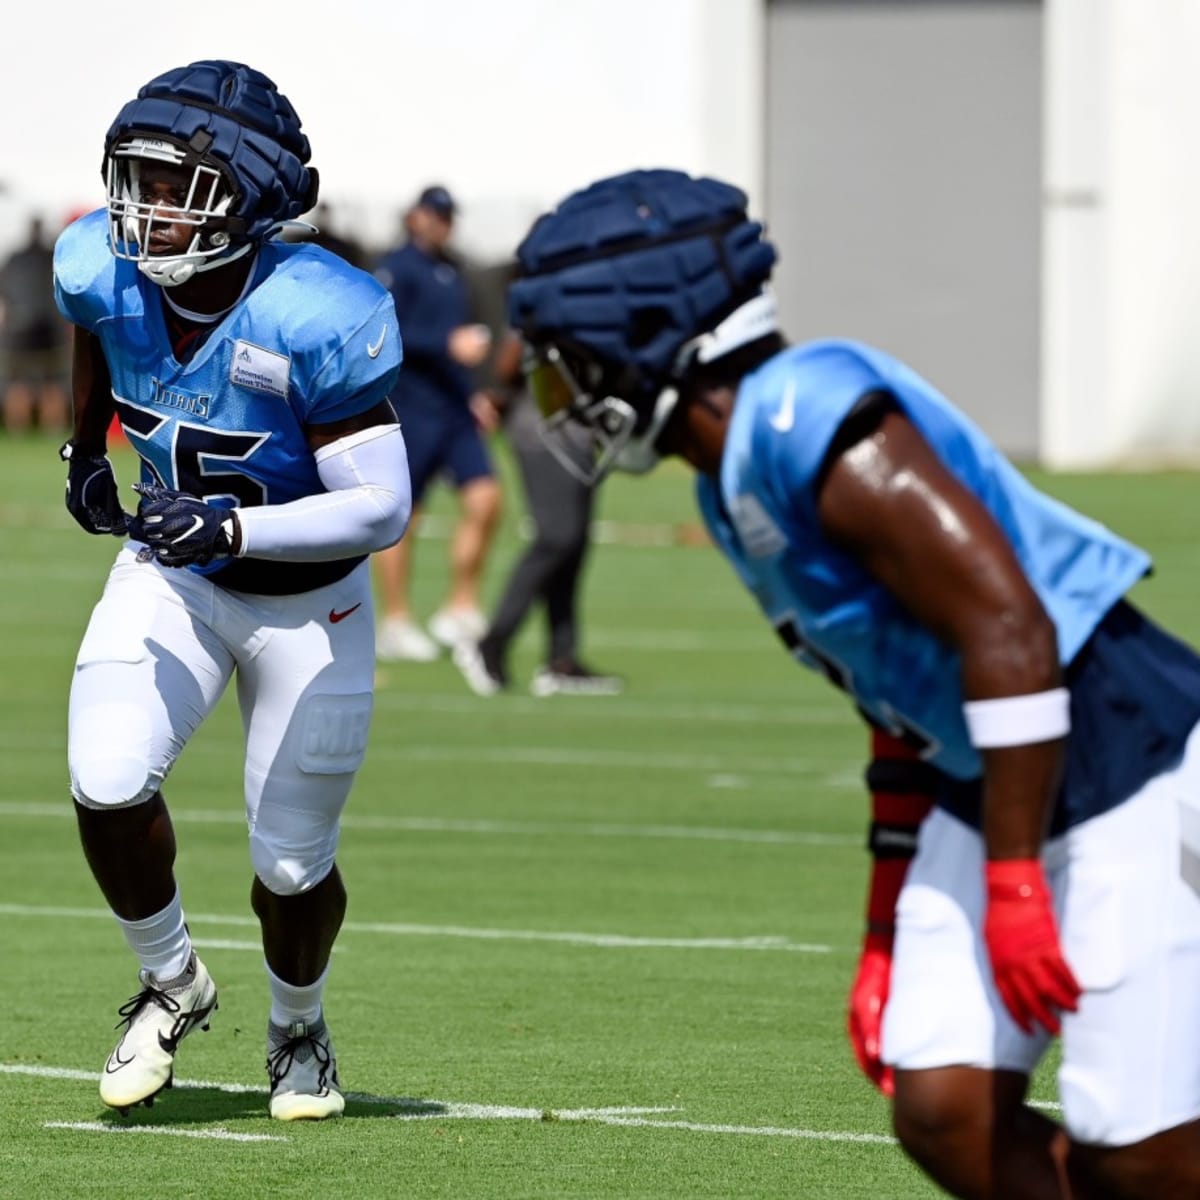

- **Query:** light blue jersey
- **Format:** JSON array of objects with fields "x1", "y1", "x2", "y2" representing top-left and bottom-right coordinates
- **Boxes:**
[
  {"x1": 54, "y1": 209, "x2": 402, "y2": 593},
  {"x1": 697, "y1": 340, "x2": 1152, "y2": 789}
]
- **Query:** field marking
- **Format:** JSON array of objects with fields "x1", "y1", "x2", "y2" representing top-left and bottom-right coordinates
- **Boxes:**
[
  {"x1": 0, "y1": 904, "x2": 834, "y2": 954},
  {"x1": 45, "y1": 1120, "x2": 286, "y2": 1143},
  {"x1": 0, "y1": 732, "x2": 856, "y2": 778},
  {"x1": 372, "y1": 691, "x2": 852, "y2": 726},
  {"x1": 0, "y1": 800, "x2": 859, "y2": 849},
  {"x1": 190, "y1": 939, "x2": 270, "y2": 954},
  {"x1": 590, "y1": 1115, "x2": 895, "y2": 1143},
  {"x1": 10, "y1": 1063, "x2": 895, "y2": 1145}
]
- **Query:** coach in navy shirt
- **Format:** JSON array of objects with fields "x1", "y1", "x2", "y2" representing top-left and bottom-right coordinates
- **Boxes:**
[{"x1": 373, "y1": 185, "x2": 501, "y2": 661}]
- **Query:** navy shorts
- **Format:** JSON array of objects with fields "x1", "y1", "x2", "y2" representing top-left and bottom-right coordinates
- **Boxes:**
[
  {"x1": 397, "y1": 396, "x2": 493, "y2": 504},
  {"x1": 937, "y1": 600, "x2": 1200, "y2": 833}
]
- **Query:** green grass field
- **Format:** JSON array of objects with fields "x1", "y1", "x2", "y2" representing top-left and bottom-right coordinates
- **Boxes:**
[{"x1": 4, "y1": 432, "x2": 1200, "y2": 1198}]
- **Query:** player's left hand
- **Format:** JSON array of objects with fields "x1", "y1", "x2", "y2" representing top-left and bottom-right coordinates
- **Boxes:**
[
  {"x1": 128, "y1": 484, "x2": 239, "y2": 567},
  {"x1": 847, "y1": 930, "x2": 895, "y2": 1096},
  {"x1": 984, "y1": 858, "x2": 1081, "y2": 1035},
  {"x1": 63, "y1": 449, "x2": 130, "y2": 536}
]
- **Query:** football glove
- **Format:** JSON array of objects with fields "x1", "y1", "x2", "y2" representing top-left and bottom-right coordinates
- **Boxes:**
[
  {"x1": 984, "y1": 858, "x2": 1081, "y2": 1035},
  {"x1": 848, "y1": 929, "x2": 895, "y2": 1097},
  {"x1": 128, "y1": 483, "x2": 239, "y2": 567},
  {"x1": 61, "y1": 443, "x2": 129, "y2": 536}
]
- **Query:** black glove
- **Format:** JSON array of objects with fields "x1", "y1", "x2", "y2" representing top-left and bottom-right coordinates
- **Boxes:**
[
  {"x1": 61, "y1": 442, "x2": 130, "y2": 536},
  {"x1": 128, "y1": 483, "x2": 239, "y2": 568}
]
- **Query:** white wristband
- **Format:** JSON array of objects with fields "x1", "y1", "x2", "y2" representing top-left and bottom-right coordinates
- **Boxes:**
[{"x1": 962, "y1": 687, "x2": 1071, "y2": 749}]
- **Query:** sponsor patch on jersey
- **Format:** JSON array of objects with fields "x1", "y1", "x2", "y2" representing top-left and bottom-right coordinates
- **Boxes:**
[
  {"x1": 230, "y1": 340, "x2": 290, "y2": 400},
  {"x1": 730, "y1": 494, "x2": 787, "y2": 558}
]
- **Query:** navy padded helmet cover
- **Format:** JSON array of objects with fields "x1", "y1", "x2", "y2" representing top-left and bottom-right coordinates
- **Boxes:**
[
  {"x1": 509, "y1": 169, "x2": 776, "y2": 386},
  {"x1": 104, "y1": 60, "x2": 315, "y2": 239}
]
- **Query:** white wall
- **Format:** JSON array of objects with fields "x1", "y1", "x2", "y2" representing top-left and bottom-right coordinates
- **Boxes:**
[
  {"x1": 1, "y1": 0, "x2": 763, "y2": 262},
  {"x1": 1043, "y1": 0, "x2": 1200, "y2": 467}
]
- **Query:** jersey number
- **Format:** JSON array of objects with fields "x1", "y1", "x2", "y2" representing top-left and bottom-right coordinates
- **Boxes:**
[{"x1": 117, "y1": 401, "x2": 269, "y2": 507}]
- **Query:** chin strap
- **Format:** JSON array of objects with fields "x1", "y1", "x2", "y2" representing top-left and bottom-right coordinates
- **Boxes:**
[
  {"x1": 608, "y1": 290, "x2": 779, "y2": 475},
  {"x1": 140, "y1": 240, "x2": 253, "y2": 288}
]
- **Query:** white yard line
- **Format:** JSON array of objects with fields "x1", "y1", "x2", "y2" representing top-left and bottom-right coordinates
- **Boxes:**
[
  {"x1": 10, "y1": 1063, "x2": 894, "y2": 1145},
  {"x1": 0, "y1": 801, "x2": 860, "y2": 847},
  {"x1": 589, "y1": 1115, "x2": 896, "y2": 1143},
  {"x1": 0, "y1": 903, "x2": 833, "y2": 953},
  {"x1": 44, "y1": 1120, "x2": 286, "y2": 1143},
  {"x1": 372, "y1": 691, "x2": 850, "y2": 726},
  {"x1": 189, "y1": 939, "x2": 285, "y2": 954}
]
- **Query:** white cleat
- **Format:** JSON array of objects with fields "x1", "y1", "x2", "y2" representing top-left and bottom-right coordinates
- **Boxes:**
[
  {"x1": 100, "y1": 953, "x2": 218, "y2": 1114},
  {"x1": 266, "y1": 1017, "x2": 345, "y2": 1121},
  {"x1": 427, "y1": 607, "x2": 488, "y2": 650},
  {"x1": 376, "y1": 616, "x2": 440, "y2": 662}
]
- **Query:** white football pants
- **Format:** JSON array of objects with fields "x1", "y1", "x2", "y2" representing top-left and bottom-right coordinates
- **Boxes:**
[
  {"x1": 68, "y1": 546, "x2": 376, "y2": 895},
  {"x1": 883, "y1": 722, "x2": 1200, "y2": 1147}
]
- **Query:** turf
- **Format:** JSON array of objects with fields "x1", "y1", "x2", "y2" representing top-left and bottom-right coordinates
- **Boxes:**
[{"x1": 2, "y1": 431, "x2": 1197, "y2": 1197}]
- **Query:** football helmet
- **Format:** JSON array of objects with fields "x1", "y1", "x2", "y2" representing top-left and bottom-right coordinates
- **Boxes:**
[
  {"x1": 508, "y1": 169, "x2": 778, "y2": 483},
  {"x1": 103, "y1": 60, "x2": 319, "y2": 287}
]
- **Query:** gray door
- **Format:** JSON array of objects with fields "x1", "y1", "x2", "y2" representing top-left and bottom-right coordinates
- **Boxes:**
[{"x1": 765, "y1": 0, "x2": 1043, "y2": 457}]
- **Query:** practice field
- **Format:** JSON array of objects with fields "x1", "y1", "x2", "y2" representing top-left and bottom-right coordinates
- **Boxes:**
[{"x1": 4, "y1": 433, "x2": 1199, "y2": 1198}]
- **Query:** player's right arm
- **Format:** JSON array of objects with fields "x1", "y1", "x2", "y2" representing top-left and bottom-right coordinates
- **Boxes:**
[
  {"x1": 815, "y1": 400, "x2": 1080, "y2": 1036},
  {"x1": 60, "y1": 325, "x2": 129, "y2": 535}
]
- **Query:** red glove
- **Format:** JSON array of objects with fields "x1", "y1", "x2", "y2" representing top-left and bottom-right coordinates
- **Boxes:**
[
  {"x1": 848, "y1": 928, "x2": 896, "y2": 1096},
  {"x1": 984, "y1": 859, "x2": 1081, "y2": 1035}
]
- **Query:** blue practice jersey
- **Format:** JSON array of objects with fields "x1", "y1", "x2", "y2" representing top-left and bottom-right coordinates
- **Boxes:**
[
  {"x1": 54, "y1": 209, "x2": 403, "y2": 594},
  {"x1": 698, "y1": 339, "x2": 1200, "y2": 829}
]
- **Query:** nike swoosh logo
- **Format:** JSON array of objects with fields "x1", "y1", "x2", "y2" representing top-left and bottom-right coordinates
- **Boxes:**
[
  {"x1": 105, "y1": 1046, "x2": 134, "y2": 1073},
  {"x1": 329, "y1": 603, "x2": 362, "y2": 624},
  {"x1": 366, "y1": 326, "x2": 387, "y2": 358},
  {"x1": 768, "y1": 380, "x2": 796, "y2": 433},
  {"x1": 173, "y1": 515, "x2": 206, "y2": 543}
]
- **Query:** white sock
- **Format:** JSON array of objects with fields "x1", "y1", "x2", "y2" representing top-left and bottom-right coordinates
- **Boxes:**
[
  {"x1": 266, "y1": 961, "x2": 328, "y2": 1029},
  {"x1": 115, "y1": 889, "x2": 192, "y2": 984}
]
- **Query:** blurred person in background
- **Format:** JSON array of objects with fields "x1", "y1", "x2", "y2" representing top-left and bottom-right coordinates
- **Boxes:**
[
  {"x1": 509, "y1": 168, "x2": 1200, "y2": 1200},
  {"x1": 372, "y1": 185, "x2": 500, "y2": 661},
  {"x1": 0, "y1": 215, "x2": 69, "y2": 433},
  {"x1": 453, "y1": 327, "x2": 622, "y2": 697},
  {"x1": 55, "y1": 59, "x2": 409, "y2": 1122}
]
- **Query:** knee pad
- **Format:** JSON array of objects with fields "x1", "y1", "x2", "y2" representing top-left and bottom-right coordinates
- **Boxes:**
[
  {"x1": 70, "y1": 703, "x2": 162, "y2": 809},
  {"x1": 249, "y1": 821, "x2": 337, "y2": 896}
]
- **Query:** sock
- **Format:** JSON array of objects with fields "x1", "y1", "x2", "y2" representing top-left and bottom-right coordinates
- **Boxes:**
[
  {"x1": 115, "y1": 888, "x2": 192, "y2": 984},
  {"x1": 266, "y1": 961, "x2": 328, "y2": 1029}
]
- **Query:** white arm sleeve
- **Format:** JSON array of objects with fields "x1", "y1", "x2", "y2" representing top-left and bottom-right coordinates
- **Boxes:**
[{"x1": 234, "y1": 423, "x2": 412, "y2": 561}]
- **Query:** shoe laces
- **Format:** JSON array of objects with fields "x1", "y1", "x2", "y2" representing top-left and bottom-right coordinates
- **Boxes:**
[
  {"x1": 114, "y1": 976, "x2": 192, "y2": 1046},
  {"x1": 267, "y1": 1022, "x2": 335, "y2": 1092}
]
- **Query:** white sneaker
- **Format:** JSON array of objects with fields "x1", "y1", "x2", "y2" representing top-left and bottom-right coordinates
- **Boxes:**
[
  {"x1": 428, "y1": 607, "x2": 488, "y2": 649},
  {"x1": 452, "y1": 640, "x2": 508, "y2": 696},
  {"x1": 266, "y1": 1017, "x2": 345, "y2": 1121},
  {"x1": 376, "y1": 616, "x2": 439, "y2": 662},
  {"x1": 100, "y1": 953, "x2": 218, "y2": 1113},
  {"x1": 530, "y1": 661, "x2": 624, "y2": 697}
]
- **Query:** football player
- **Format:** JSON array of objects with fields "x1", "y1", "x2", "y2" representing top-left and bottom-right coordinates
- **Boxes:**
[
  {"x1": 508, "y1": 169, "x2": 1200, "y2": 1198},
  {"x1": 55, "y1": 60, "x2": 411, "y2": 1121}
]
